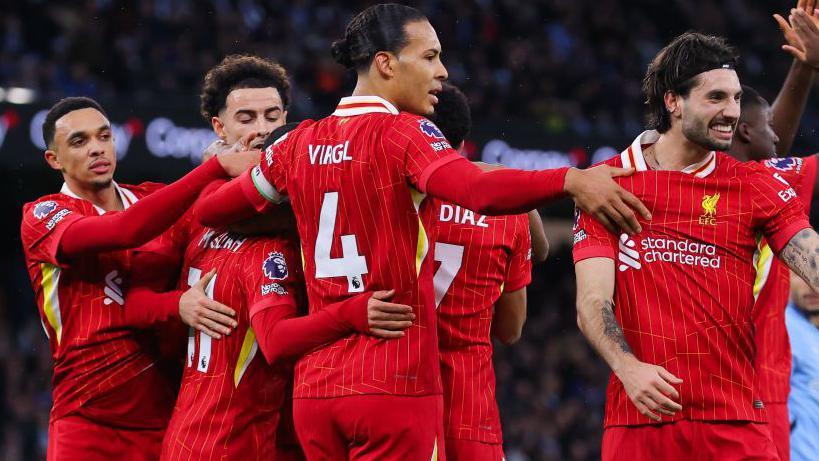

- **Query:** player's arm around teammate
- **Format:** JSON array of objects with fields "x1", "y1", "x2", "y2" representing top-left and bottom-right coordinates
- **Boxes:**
[{"x1": 575, "y1": 257, "x2": 683, "y2": 421}]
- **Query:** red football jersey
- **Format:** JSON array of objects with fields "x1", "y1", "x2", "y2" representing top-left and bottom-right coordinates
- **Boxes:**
[
  {"x1": 572, "y1": 131, "x2": 810, "y2": 427},
  {"x1": 20, "y1": 181, "x2": 175, "y2": 427},
  {"x1": 252, "y1": 96, "x2": 462, "y2": 398},
  {"x1": 425, "y1": 199, "x2": 532, "y2": 444},
  {"x1": 753, "y1": 155, "x2": 817, "y2": 404},
  {"x1": 159, "y1": 215, "x2": 305, "y2": 460}
]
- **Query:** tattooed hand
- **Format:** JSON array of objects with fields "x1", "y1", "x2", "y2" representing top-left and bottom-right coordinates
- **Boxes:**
[{"x1": 780, "y1": 228, "x2": 819, "y2": 291}]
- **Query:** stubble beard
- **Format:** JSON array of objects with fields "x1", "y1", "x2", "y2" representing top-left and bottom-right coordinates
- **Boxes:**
[{"x1": 682, "y1": 116, "x2": 731, "y2": 152}]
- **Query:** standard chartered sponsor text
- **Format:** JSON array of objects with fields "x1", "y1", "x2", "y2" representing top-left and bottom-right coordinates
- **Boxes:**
[{"x1": 640, "y1": 236, "x2": 721, "y2": 268}]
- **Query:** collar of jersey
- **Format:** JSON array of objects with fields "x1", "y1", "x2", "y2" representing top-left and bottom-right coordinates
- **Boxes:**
[
  {"x1": 620, "y1": 130, "x2": 717, "y2": 178},
  {"x1": 332, "y1": 95, "x2": 400, "y2": 117},
  {"x1": 60, "y1": 181, "x2": 138, "y2": 215}
]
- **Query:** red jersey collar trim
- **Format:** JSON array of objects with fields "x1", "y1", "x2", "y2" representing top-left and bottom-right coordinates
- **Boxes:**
[
  {"x1": 332, "y1": 96, "x2": 400, "y2": 116},
  {"x1": 619, "y1": 130, "x2": 717, "y2": 178},
  {"x1": 60, "y1": 181, "x2": 138, "y2": 214}
]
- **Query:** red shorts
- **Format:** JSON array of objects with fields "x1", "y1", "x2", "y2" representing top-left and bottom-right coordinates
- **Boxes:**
[
  {"x1": 294, "y1": 394, "x2": 445, "y2": 461},
  {"x1": 767, "y1": 403, "x2": 790, "y2": 461},
  {"x1": 602, "y1": 420, "x2": 780, "y2": 461},
  {"x1": 445, "y1": 438, "x2": 505, "y2": 461},
  {"x1": 47, "y1": 414, "x2": 164, "y2": 461}
]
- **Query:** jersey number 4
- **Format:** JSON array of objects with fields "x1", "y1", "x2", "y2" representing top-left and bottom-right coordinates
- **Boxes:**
[
  {"x1": 433, "y1": 242, "x2": 465, "y2": 308},
  {"x1": 186, "y1": 267, "x2": 216, "y2": 373},
  {"x1": 315, "y1": 192, "x2": 369, "y2": 293}
]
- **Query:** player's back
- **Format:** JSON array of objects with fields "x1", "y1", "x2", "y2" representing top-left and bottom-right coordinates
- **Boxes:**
[
  {"x1": 20, "y1": 182, "x2": 173, "y2": 427},
  {"x1": 573, "y1": 131, "x2": 809, "y2": 426},
  {"x1": 161, "y1": 224, "x2": 302, "y2": 460},
  {"x1": 265, "y1": 96, "x2": 462, "y2": 398},
  {"x1": 425, "y1": 198, "x2": 531, "y2": 443}
]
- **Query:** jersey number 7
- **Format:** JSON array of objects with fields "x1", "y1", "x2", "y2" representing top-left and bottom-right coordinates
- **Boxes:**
[{"x1": 433, "y1": 242, "x2": 465, "y2": 308}]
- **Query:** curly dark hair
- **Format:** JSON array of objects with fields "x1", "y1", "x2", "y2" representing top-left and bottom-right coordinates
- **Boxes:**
[
  {"x1": 331, "y1": 3, "x2": 427, "y2": 71},
  {"x1": 431, "y1": 83, "x2": 471, "y2": 148},
  {"x1": 642, "y1": 32, "x2": 738, "y2": 133},
  {"x1": 200, "y1": 54, "x2": 291, "y2": 122}
]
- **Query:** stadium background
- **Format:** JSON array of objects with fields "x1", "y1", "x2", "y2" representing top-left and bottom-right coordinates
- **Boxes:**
[{"x1": 2, "y1": 1, "x2": 819, "y2": 459}]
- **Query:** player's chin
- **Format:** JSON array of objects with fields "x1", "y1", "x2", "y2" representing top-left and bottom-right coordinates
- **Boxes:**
[
  {"x1": 88, "y1": 174, "x2": 114, "y2": 189},
  {"x1": 707, "y1": 137, "x2": 732, "y2": 152}
]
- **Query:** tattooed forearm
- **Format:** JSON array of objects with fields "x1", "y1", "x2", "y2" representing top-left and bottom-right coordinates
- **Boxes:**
[
  {"x1": 780, "y1": 228, "x2": 819, "y2": 291},
  {"x1": 601, "y1": 300, "x2": 633, "y2": 354}
]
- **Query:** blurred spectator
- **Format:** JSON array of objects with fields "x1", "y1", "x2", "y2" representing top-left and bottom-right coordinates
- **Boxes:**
[{"x1": 1, "y1": 0, "x2": 815, "y2": 134}]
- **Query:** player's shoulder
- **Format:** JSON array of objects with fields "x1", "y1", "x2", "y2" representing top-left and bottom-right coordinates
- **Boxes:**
[
  {"x1": 122, "y1": 181, "x2": 165, "y2": 198},
  {"x1": 22, "y1": 193, "x2": 80, "y2": 224},
  {"x1": 758, "y1": 155, "x2": 816, "y2": 177},
  {"x1": 243, "y1": 234, "x2": 300, "y2": 260},
  {"x1": 718, "y1": 152, "x2": 769, "y2": 177},
  {"x1": 242, "y1": 235, "x2": 301, "y2": 279},
  {"x1": 265, "y1": 119, "x2": 316, "y2": 150},
  {"x1": 392, "y1": 111, "x2": 439, "y2": 133}
]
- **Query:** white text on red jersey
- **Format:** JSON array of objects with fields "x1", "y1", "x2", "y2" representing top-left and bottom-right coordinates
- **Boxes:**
[
  {"x1": 198, "y1": 229, "x2": 247, "y2": 252},
  {"x1": 308, "y1": 141, "x2": 353, "y2": 165},
  {"x1": 439, "y1": 204, "x2": 488, "y2": 228}
]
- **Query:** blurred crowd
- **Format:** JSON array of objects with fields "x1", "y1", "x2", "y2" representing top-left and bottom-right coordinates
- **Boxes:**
[
  {"x1": 2, "y1": 0, "x2": 817, "y2": 136},
  {"x1": 3, "y1": 0, "x2": 819, "y2": 460}
]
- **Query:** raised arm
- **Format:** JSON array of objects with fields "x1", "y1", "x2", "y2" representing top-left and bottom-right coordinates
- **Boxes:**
[
  {"x1": 425, "y1": 157, "x2": 652, "y2": 235},
  {"x1": 575, "y1": 257, "x2": 682, "y2": 421},
  {"x1": 772, "y1": 5, "x2": 819, "y2": 154}
]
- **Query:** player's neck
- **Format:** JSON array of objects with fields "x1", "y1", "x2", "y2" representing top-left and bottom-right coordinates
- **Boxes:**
[
  {"x1": 726, "y1": 144, "x2": 750, "y2": 162},
  {"x1": 652, "y1": 128, "x2": 712, "y2": 171},
  {"x1": 351, "y1": 78, "x2": 398, "y2": 108},
  {"x1": 63, "y1": 177, "x2": 124, "y2": 212}
]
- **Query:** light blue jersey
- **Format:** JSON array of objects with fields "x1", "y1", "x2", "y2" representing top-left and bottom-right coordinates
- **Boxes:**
[{"x1": 786, "y1": 303, "x2": 819, "y2": 461}]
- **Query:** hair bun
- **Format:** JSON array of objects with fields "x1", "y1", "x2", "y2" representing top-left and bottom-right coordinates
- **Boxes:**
[{"x1": 331, "y1": 38, "x2": 354, "y2": 68}]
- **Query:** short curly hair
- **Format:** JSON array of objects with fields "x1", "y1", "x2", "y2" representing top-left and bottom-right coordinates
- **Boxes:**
[
  {"x1": 200, "y1": 54, "x2": 291, "y2": 122},
  {"x1": 431, "y1": 83, "x2": 471, "y2": 148}
]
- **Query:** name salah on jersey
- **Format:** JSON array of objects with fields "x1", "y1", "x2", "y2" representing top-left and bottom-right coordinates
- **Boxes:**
[{"x1": 198, "y1": 229, "x2": 247, "y2": 253}]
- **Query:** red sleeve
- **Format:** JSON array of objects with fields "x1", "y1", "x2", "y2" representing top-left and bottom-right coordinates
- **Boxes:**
[
  {"x1": 425, "y1": 156, "x2": 569, "y2": 216},
  {"x1": 503, "y1": 214, "x2": 533, "y2": 293},
  {"x1": 749, "y1": 165, "x2": 811, "y2": 253},
  {"x1": 384, "y1": 115, "x2": 463, "y2": 191},
  {"x1": 761, "y1": 156, "x2": 817, "y2": 211},
  {"x1": 195, "y1": 168, "x2": 274, "y2": 228},
  {"x1": 122, "y1": 244, "x2": 188, "y2": 328},
  {"x1": 250, "y1": 295, "x2": 369, "y2": 365},
  {"x1": 20, "y1": 196, "x2": 85, "y2": 266},
  {"x1": 244, "y1": 239, "x2": 370, "y2": 364},
  {"x1": 800, "y1": 155, "x2": 817, "y2": 210},
  {"x1": 58, "y1": 157, "x2": 228, "y2": 259},
  {"x1": 572, "y1": 207, "x2": 618, "y2": 263}
]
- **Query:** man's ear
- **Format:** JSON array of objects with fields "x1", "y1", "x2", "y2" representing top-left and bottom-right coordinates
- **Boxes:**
[
  {"x1": 372, "y1": 51, "x2": 397, "y2": 79},
  {"x1": 735, "y1": 121, "x2": 752, "y2": 144},
  {"x1": 664, "y1": 91, "x2": 681, "y2": 119},
  {"x1": 44, "y1": 149, "x2": 62, "y2": 171},
  {"x1": 212, "y1": 116, "x2": 227, "y2": 141}
]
